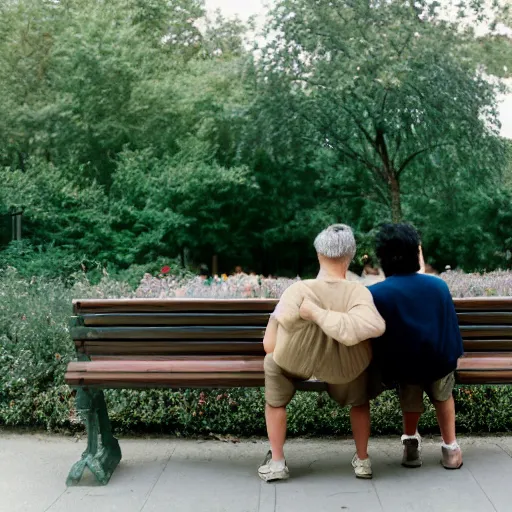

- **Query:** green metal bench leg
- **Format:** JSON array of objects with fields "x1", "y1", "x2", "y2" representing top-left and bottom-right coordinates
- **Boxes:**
[{"x1": 66, "y1": 388, "x2": 122, "y2": 486}]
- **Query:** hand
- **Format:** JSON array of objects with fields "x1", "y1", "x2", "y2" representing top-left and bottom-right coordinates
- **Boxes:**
[
  {"x1": 418, "y1": 245, "x2": 425, "y2": 274},
  {"x1": 299, "y1": 298, "x2": 317, "y2": 321}
]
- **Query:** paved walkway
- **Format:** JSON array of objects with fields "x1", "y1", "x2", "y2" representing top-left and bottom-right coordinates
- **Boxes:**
[{"x1": 1, "y1": 433, "x2": 512, "y2": 512}]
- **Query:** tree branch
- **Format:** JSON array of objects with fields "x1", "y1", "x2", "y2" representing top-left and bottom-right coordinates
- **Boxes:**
[{"x1": 397, "y1": 142, "x2": 453, "y2": 176}]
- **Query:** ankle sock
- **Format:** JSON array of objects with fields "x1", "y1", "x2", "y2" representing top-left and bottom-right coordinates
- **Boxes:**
[
  {"x1": 270, "y1": 458, "x2": 286, "y2": 469},
  {"x1": 401, "y1": 432, "x2": 421, "y2": 443},
  {"x1": 442, "y1": 441, "x2": 459, "y2": 451}
]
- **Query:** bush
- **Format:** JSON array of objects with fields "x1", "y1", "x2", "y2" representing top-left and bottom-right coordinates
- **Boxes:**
[{"x1": 2, "y1": 267, "x2": 512, "y2": 435}]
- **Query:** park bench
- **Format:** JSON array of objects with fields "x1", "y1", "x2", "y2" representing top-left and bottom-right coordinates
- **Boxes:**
[{"x1": 64, "y1": 297, "x2": 512, "y2": 485}]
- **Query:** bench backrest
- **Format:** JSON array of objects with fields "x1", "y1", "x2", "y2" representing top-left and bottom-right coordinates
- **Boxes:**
[{"x1": 71, "y1": 297, "x2": 512, "y2": 360}]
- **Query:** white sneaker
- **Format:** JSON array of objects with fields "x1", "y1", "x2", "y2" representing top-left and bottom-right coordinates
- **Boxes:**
[
  {"x1": 258, "y1": 451, "x2": 290, "y2": 482},
  {"x1": 401, "y1": 433, "x2": 422, "y2": 468},
  {"x1": 351, "y1": 454, "x2": 373, "y2": 479}
]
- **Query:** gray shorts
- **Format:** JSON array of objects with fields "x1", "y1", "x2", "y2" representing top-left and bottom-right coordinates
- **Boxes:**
[{"x1": 399, "y1": 372, "x2": 456, "y2": 413}]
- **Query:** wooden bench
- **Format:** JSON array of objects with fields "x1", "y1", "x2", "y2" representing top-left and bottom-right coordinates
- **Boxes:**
[{"x1": 65, "y1": 297, "x2": 512, "y2": 485}]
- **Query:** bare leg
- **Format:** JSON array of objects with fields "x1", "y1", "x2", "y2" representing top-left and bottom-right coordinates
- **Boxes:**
[
  {"x1": 265, "y1": 404, "x2": 287, "y2": 460},
  {"x1": 433, "y1": 396, "x2": 456, "y2": 444},
  {"x1": 403, "y1": 412, "x2": 422, "y2": 436},
  {"x1": 350, "y1": 403, "x2": 370, "y2": 459}
]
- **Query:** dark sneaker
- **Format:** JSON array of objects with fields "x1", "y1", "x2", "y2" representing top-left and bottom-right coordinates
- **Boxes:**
[
  {"x1": 401, "y1": 434, "x2": 422, "y2": 468},
  {"x1": 258, "y1": 451, "x2": 290, "y2": 482},
  {"x1": 441, "y1": 446, "x2": 463, "y2": 469}
]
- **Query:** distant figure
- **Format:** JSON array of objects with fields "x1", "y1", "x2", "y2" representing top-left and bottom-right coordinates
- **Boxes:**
[
  {"x1": 234, "y1": 265, "x2": 246, "y2": 276},
  {"x1": 199, "y1": 264, "x2": 210, "y2": 280},
  {"x1": 361, "y1": 256, "x2": 385, "y2": 285},
  {"x1": 346, "y1": 270, "x2": 361, "y2": 282},
  {"x1": 424, "y1": 263, "x2": 439, "y2": 275}
]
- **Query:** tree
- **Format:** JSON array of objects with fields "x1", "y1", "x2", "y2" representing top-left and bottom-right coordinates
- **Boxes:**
[{"x1": 257, "y1": 0, "x2": 508, "y2": 221}]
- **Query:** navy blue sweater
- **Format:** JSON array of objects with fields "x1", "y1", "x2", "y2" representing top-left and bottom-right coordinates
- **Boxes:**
[{"x1": 369, "y1": 274, "x2": 464, "y2": 384}]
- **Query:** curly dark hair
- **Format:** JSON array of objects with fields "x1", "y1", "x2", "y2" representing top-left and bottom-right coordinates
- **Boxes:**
[{"x1": 375, "y1": 223, "x2": 421, "y2": 276}]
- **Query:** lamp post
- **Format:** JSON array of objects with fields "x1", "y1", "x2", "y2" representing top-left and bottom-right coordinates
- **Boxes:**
[{"x1": 11, "y1": 210, "x2": 22, "y2": 241}]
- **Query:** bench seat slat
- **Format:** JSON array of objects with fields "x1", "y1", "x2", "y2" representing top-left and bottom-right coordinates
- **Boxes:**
[
  {"x1": 76, "y1": 340, "x2": 265, "y2": 356},
  {"x1": 458, "y1": 353, "x2": 512, "y2": 370},
  {"x1": 91, "y1": 355, "x2": 263, "y2": 361},
  {"x1": 460, "y1": 326, "x2": 512, "y2": 338},
  {"x1": 65, "y1": 371, "x2": 265, "y2": 388},
  {"x1": 458, "y1": 312, "x2": 512, "y2": 325},
  {"x1": 68, "y1": 359, "x2": 264, "y2": 373},
  {"x1": 81, "y1": 313, "x2": 270, "y2": 327},
  {"x1": 462, "y1": 339, "x2": 512, "y2": 351},
  {"x1": 456, "y1": 371, "x2": 512, "y2": 384},
  {"x1": 74, "y1": 299, "x2": 278, "y2": 315},
  {"x1": 455, "y1": 298, "x2": 512, "y2": 311},
  {"x1": 71, "y1": 326, "x2": 265, "y2": 341}
]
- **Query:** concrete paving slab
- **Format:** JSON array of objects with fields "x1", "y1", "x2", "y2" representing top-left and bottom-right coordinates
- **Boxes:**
[
  {"x1": 461, "y1": 440, "x2": 512, "y2": 512},
  {"x1": 371, "y1": 439, "x2": 498, "y2": 512},
  {"x1": 47, "y1": 439, "x2": 176, "y2": 512},
  {"x1": 0, "y1": 433, "x2": 76, "y2": 512},
  {"x1": 142, "y1": 440, "x2": 262, "y2": 512}
]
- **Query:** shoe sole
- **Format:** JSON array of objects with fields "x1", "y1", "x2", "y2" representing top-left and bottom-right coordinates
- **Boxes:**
[
  {"x1": 355, "y1": 474, "x2": 373, "y2": 479},
  {"x1": 442, "y1": 462, "x2": 463, "y2": 470},
  {"x1": 258, "y1": 471, "x2": 290, "y2": 482},
  {"x1": 402, "y1": 461, "x2": 422, "y2": 468}
]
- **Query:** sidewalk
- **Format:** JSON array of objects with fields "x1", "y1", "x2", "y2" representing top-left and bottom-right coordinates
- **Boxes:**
[{"x1": 1, "y1": 433, "x2": 511, "y2": 512}]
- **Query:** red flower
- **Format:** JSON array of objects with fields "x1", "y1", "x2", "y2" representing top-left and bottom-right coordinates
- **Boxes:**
[{"x1": 161, "y1": 266, "x2": 171, "y2": 274}]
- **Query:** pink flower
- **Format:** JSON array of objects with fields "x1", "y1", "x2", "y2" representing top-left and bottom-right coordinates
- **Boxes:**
[{"x1": 161, "y1": 266, "x2": 171, "y2": 274}]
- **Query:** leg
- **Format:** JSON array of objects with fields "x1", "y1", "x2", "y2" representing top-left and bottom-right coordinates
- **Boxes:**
[
  {"x1": 428, "y1": 372, "x2": 462, "y2": 469},
  {"x1": 265, "y1": 404, "x2": 287, "y2": 461},
  {"x1": 433, "y1": 396, "x2": 456, "y2": 445},
  {"x1": 428, "y1": 373, "x2": 457, "y2": 445},
  {"x1": 95, "y1": 390, "x2": 122, "y2": 479},
  {"x1": 67, "y1": 388, "x2": 122, "y2": 486},
  {"x1": 403, "y1": 411, "x2": 422, "y2": 436},
  {"x1": 399, "y1": 384, "x2": 424, "y2": 435},
  {"x1": 350, "y1": 402, "x2": 370, "y2": 460},
  {"x1": 258, "y1": 354, "x2": 296, "y2": 481},
  {"x1": 399, "y1": 384, "x2": 424, "y2": 468},
  {"x1": 329, "y1": 372, "x2": 372, "y2": 479}
]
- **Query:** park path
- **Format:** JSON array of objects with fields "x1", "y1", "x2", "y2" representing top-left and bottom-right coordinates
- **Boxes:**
[{"x1": 1, "y1": 433, "x2": 512, "y2": 512}]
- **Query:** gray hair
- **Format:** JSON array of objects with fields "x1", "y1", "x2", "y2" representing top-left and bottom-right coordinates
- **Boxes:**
[{"x1": 314, "y1": 224, "x2": 356, "y2": 260}]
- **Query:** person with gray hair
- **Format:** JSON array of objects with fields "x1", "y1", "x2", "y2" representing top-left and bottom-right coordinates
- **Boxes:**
[{"x1": 258, "y1": 224, "x2": 385, "y2": 482}]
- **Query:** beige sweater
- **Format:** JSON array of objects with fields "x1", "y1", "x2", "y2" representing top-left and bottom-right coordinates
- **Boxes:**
[{"x1": 272, "y1": 278, "x2": 386, "y2": 384}]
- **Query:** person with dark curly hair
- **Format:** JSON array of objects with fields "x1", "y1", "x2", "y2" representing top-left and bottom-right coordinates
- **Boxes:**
[
  {"x1": 369, "y1": 223, "x2": 464, "y2": 470},
  {"x1": 303, "y1": 223, "x2": 464, "y2": 470}
]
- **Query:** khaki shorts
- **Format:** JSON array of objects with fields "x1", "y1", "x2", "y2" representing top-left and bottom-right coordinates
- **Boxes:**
[
  {"x1": 264, "y1": 353, "x2": 369, "y2": 408},
  {"x1": 399, "y1": 372, "x2": 456, "y2": 413}
]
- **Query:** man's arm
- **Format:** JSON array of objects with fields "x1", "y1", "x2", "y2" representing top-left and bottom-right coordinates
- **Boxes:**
[
  {"x1": 263, "y1": 316, "x2": 278, "y2": 354},
  {"x1": 299, "y1": 287, "x2": 385, "y2": 346}
]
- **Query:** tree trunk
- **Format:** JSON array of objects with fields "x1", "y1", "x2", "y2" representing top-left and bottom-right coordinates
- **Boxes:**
[
  {"x1": 375, "y1": 129, "x2": 402, "y2": 222},
  {"x1": 389, "y1": 174, "x2": 402, "y2": 222}
]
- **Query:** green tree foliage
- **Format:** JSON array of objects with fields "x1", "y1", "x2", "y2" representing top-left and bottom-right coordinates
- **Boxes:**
[
  {"x1": 0, "y1": 0, "x2": 511, "y2": 277},
  {"x1": 255, "y1": 0, "x2": 508, "y2": 222}
]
